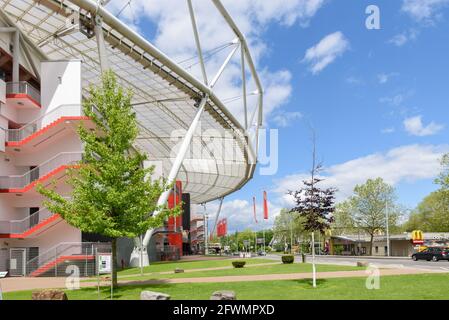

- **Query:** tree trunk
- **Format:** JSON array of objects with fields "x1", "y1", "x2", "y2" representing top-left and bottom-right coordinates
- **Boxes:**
[
  {"x1": 311, "y1": 232, "x2": 316, "y2": 288},
  {"x1": 369, "y1": 234, "x2": 374, "y2": 256},
  {"x1": 112, "y1": 238, "x2": 118, "y2": 288}
]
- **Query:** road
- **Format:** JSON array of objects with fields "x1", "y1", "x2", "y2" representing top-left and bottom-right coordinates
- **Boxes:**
[{"x1": 262, "y1": 254, "x2": 449, "y2": 273}]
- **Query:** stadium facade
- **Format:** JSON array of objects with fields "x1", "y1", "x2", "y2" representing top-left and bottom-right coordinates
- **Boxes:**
[{"x1": 0, "y1": 0, "x2": 262, "y2": 276}]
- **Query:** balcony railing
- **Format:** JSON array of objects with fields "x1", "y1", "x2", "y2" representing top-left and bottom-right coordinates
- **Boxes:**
[
  {"x1": 5, "y1": 104, "x2": 82, "y2": 142},
  {"x1": 6, "y1": 81, "x2": 41, "y2": 104},
  {"x1": 0, "y1": 208, "x2": 56, "y2": 235},
  {"x1": 0, "y1": 152, "x2": 83, "y2": 190}
]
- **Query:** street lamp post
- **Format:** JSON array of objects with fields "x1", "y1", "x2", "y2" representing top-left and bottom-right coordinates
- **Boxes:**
[
  {"x1": 204, "y1": 214, "x2": 209, "y2": 256},
  {"x1": 386, "y1": 201, "x2": 390, "y2": 257}
]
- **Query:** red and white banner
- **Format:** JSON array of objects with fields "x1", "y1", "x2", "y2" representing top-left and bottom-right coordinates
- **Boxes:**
[
  {"x1": 253, "y1": 196, "x2": 258, "y2": 224},
  {"x1": 263, "y1": 191, "x2": 269, "y2": 220},
  {"x1": 217, "y1": 218, "x2": 227, "y2": 237}
]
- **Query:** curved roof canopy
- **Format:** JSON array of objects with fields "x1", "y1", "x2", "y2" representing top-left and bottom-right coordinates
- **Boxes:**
[{"x1": 0, "y1": 0, "x2": 263, "y2": 204}]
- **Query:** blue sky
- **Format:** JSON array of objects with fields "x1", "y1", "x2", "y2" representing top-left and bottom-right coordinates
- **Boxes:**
[{"x1": 108, "y1": 0, "x2": 449, "y2": 231}]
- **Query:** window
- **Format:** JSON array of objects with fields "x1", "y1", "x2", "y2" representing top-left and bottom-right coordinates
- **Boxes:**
[{"x1": 375, "y1": 246, "x2": 378, "y2": 253}]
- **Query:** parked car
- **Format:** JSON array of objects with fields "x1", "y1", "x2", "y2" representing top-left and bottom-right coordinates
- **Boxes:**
[{"x1": 412, "y1": 247, "x2": 449, "y2": 262}]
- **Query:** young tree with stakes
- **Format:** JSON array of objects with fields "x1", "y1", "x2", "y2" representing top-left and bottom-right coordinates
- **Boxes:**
[
  {"x1": 288, "y1": 136, "x2": 336, "y2": 288},
  {"x1": 37, "y1": 72, "x2": 177, "y2": 287}
]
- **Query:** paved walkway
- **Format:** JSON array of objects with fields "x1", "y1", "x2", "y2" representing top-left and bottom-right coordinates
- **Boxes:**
[
  {"x1": 2, "y1": 266, "x2": 446, "y2": 293},
  {"x1": 112, "y1": 267, "x2": 446, "y2": 286},
  {"x1": 118, "y1": 262, "x2": 280, "y2": 279}
]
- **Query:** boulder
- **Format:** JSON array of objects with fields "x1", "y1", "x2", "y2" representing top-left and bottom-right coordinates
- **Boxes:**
[
  {"x1": 32, "y1": 289, "x2": 68, "y2": 300},
  {"x1": 210, "y1": 291, "x2": 236, "y2": 300},
  {"x1": 174, "y1": 268, "x2": 185, "y2": 273},
  {"x1": 357, "y1": 261, "x2": 369, "y2": 267},
  {"x1": 140, "y1": 291, "x2": 171, "y2": 300}
]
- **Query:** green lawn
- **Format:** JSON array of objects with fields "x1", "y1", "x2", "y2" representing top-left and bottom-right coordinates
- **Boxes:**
[
  {"x1": 5, "y1": 274, "x2": 449, "y2": 300},
  {"x1": 117, "y1": 258, "x2": 274, "y2": 276},
  {"x1": 113, "y1": 263, "x2": 363, "y2": 281}
]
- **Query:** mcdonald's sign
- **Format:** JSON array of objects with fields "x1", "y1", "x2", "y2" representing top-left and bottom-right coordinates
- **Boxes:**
[{"x1": 411, "y1": 230, "x2": 424, "y2": 245}]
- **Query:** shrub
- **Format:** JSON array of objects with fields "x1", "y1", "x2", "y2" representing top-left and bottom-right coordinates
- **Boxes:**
[
  {"x1": 232, "y1": 261, "x2": 246, "y2": 268},
  {"x1": 282, "y1": 255, "x2": 294, "y2": 264}
]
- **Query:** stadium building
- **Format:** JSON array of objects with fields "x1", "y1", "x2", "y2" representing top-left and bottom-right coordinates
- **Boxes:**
[{"x1": 0, "y1": 0, "x2": 262, "y2": 276}]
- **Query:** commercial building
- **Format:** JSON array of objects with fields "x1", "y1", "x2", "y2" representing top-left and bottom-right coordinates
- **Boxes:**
[
  {"x1": 330, "y1": 232, "x2": 449, "y2": 257},
  {"x1": 0, "y1": 0, "x2": 262, "y2": 276}
]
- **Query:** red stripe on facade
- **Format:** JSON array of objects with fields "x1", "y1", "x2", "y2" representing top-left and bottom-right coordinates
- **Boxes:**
[
  {"x1": 0, "y1": 214, "x2": 61, "y2": 239},
  {"x1": 6, "y1": 116, "x2": 90, "y2": 147},
  {"x1": 0, "y1": 164, "x2": 79, "y2": 193}
]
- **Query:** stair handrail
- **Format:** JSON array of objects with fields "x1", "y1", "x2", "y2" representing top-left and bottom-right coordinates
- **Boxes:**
[
  {"x1": 0, "y1": 208, "x2": 54, "y2": 235},
  {"x1": 4, "y1": 103, "x2": 82, "y2": 142},
  {"x1": 0, "y1": 151, "x2": 83, "y2": 190}
]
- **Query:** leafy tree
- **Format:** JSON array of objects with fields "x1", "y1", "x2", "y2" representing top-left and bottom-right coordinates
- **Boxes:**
[
  {"x1": 37, "y1": 72, "x2": 176, "y2": 287},
  {"x1": 339, "y1": 178, "x2": 400, "y2": 255},
  {"x1": 288, "y1": 135, "x2": 336, "y2": 287},
  {"x1": 332, "y1": 202, "x2": 356, "y2": 235},
  {"x1": 436, "y1": 154, "x2": 449, "y2": 190},
  {"x1": 273, "y1": 209, "x2": 306, "y2": 250},
  {"x1": 404, "y1": 190, "x2": 449, "y2": 232}
]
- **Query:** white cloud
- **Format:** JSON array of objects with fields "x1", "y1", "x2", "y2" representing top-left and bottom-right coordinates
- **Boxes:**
[
  {"x1": 404, "y1": 116, "x2": 444, "y2": 136},
  {"x1": 272, "y1": 111, "x2": 302, "y2": 127},
  {"x1": 273, "y1": 144, "x2": 449, "y2": 202},
  {"x1": 303, "y1": 31, "x2": 350, "y2": 75},
  {"x1": 377, "y1": 72, "x2": 399, "y2": 84},
  {"x1": 106, "y1": 0, "x2": 326, "y2": 125},
  {"x1": 402, "y1": 0, "x2": 449, "y2": 23},
  {"x1": 388, "y1": 29, "x2": 418, "y2": 47},
  {"x1": 381, "y1": 127, "x2": 396, "y2": 134},
  {"x1": 346, "y1": 76, "x2": 363, "y2": 85}
]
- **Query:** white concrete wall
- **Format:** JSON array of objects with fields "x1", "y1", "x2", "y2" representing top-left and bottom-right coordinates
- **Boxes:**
[
  {"x1": 0, "y1": 79, "x2": 6, "y2": 104},
  {"x1": 41, "y1": 60, "x2": 82, "y2": 127}
]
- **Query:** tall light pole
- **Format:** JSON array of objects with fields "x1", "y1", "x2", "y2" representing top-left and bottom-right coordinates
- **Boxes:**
[
  {"x1": 385, "y1": 200, "x2": 390, "y2": 257},
  {"x1": 290, "y1": 213, "x2": 293, "y2": 254},
  {"x1": 204, "y1": 213, "x2": 209, "y2": 256}
]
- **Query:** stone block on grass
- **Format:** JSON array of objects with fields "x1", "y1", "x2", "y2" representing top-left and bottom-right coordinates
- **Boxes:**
[
  {"x1": 210, "y1": 291, "x2": 236, "y2": 300},
  {"x1": 140, "y1": 291, "x2": 171, "y2": 300},
  {"x1": 32, "y1": 289, "x2": 68, "y2": 300},
  {"x1": 357, "y1": 261, "x2": 369, "y2": 267}
]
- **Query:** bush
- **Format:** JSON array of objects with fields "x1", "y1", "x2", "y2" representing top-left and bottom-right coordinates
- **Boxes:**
[
  {"x1": 232, "y1": 261, "x2": 246, "y2": 268},
  {"x1": 282, "y1": 255, "x2": 294, "y2": 264}
]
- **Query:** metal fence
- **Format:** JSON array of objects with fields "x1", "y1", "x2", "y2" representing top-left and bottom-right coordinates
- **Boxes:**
[
  {"x1": 6, "y1": 81, "x2": 41, "y2": 104},
  {"x1": 25, "y1": 242, "x2": 112, "y2": 277},
  {"x1": 0, "y1": 152, "x2": 82, "y2": 190}
]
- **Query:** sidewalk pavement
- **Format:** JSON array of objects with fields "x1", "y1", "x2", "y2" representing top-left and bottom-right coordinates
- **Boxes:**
[{"x1": 2, "y1": 265, "x2": 446, "y2": 293}]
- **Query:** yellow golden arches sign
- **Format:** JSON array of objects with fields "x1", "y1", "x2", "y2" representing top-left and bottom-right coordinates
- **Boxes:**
[{"x1": 411, "y1": 230, "x2": 424, "y2": 244}]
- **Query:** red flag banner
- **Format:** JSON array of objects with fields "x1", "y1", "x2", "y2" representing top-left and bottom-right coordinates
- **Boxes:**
[
  {"x1": 263, "y1": 191, "x2": 269, "y2": 220},
  {"x1": 253, "y1": 196, "x2": 258, "y2": 223},
  {"x1": 217, "y1": 219, "x2": 227, "y2": 237}
]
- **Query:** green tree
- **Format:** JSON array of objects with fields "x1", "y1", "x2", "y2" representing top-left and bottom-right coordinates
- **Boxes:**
[
  {"x1": 404, "y1": 190, "x2": 449, "y2": 232},
  {"x1": 436, "y1": 154, "x2": 449, "y2": 190},
  {"x1": 273, "y1": 209, "x2": 306, "y2": 250},
  {"x1": 37, "y1": 72, "x2": 176, "y2": 287},
  {"x1": 339, "y1": 178, "x2": 401, "y2": 255},
  {"x1": 332, "y1": 202, "x2": 356, "y2": 235}
]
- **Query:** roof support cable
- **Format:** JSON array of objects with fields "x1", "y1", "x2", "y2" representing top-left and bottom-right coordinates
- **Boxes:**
[{"x1": 187, "y1": 0, "x2": 208, "y2": 85}]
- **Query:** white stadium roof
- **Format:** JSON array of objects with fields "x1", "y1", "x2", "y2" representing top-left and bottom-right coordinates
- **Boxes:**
[{"x1": 0, "y1": 0, "x2": 263, "y2": 204}]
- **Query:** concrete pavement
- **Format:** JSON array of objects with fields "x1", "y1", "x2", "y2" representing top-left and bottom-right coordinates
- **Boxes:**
[{"x1": 261, "y1": 254, "x2": 449, "y2": 273}]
